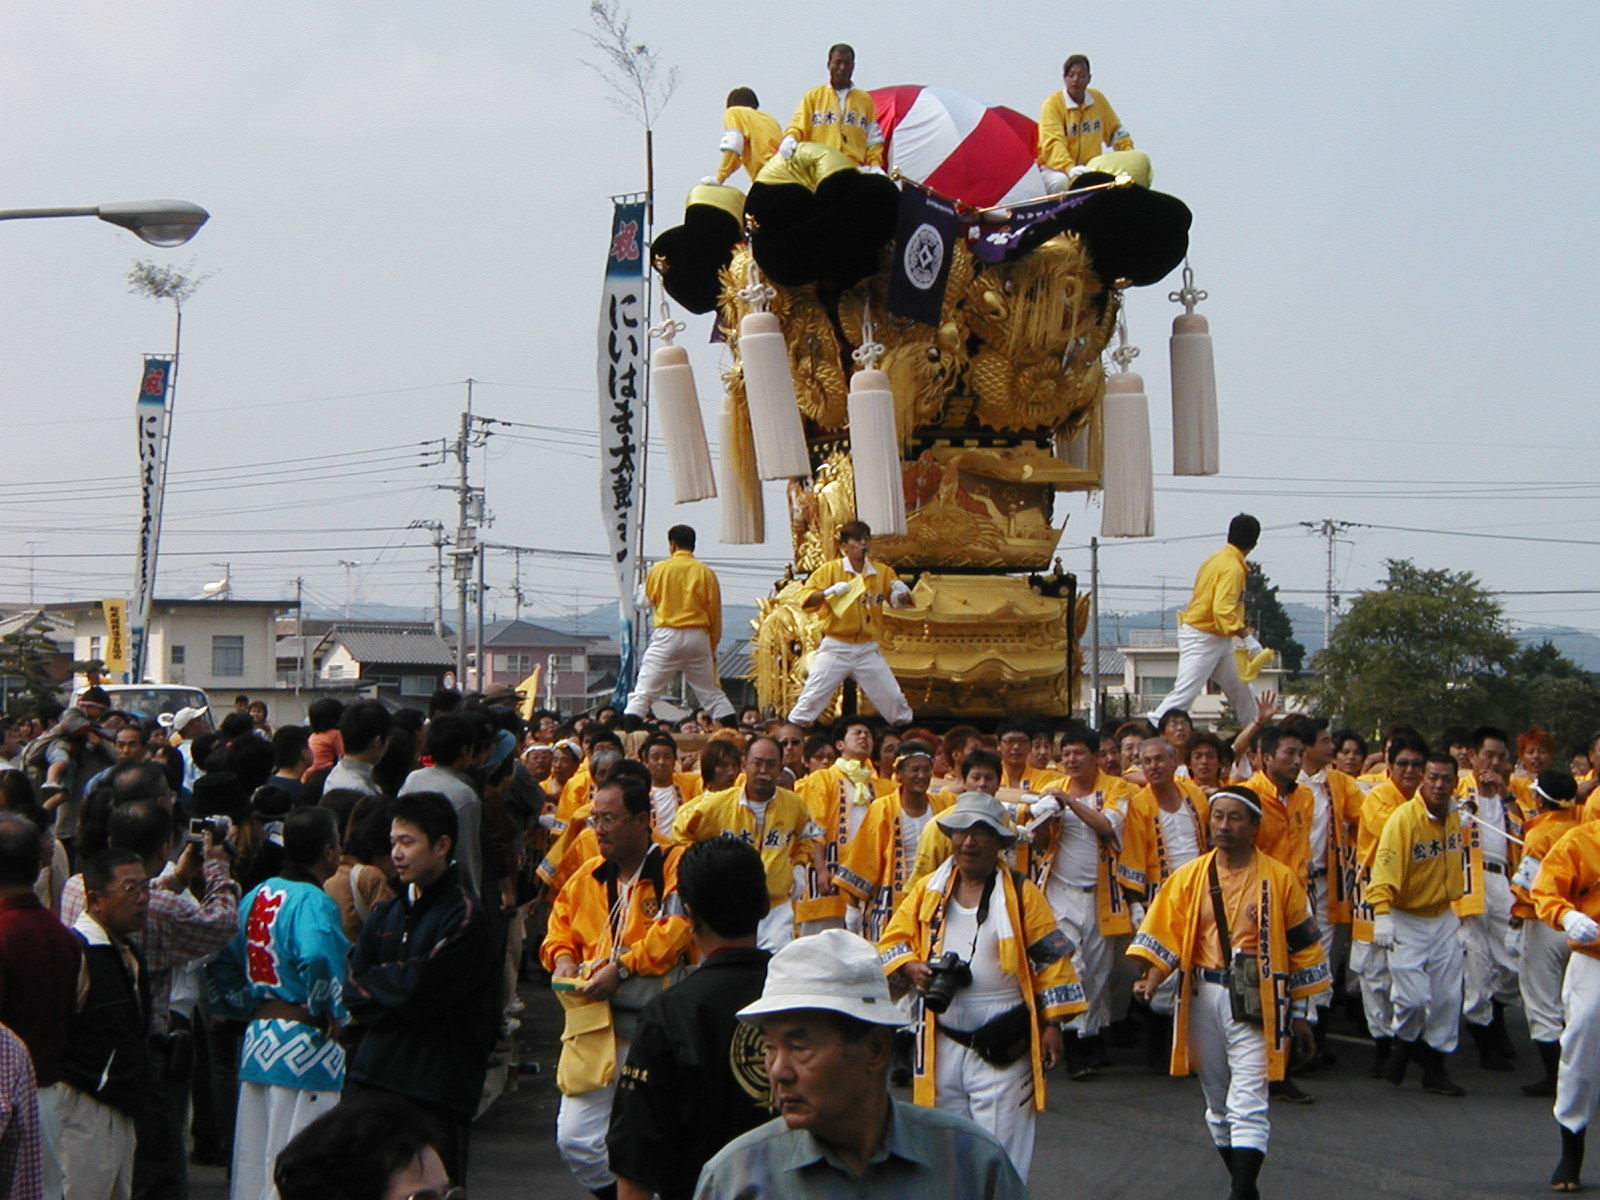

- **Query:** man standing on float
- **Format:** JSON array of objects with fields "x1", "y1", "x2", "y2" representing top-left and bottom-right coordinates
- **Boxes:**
[
  {"x1": 1150, "y1": 514, "x2": 1262, "y2": 723},
  {"x1": 787, "y1": 520, "x2": 914, "y2": 727}
]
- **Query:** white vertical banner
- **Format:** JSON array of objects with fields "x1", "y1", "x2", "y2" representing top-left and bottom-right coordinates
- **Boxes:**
[
  {"x1": 132, "y1": 357, "x2": 172, "y2": 683},
  {"x1": 598, "y1": 198, "x2": 648, "y2": 702}
]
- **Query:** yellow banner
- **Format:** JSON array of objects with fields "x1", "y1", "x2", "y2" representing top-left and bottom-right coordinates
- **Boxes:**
[{"x1": 101, "y1": 598, "x2": 129, "y2": 673}]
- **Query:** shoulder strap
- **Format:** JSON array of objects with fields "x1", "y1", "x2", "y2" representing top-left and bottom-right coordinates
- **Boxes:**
[{"x1": 1207, "y1": 855, "x2": 1232, "y2": 962}]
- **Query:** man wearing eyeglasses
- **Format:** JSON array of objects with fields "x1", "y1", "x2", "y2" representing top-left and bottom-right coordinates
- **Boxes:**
[
  {"x1": 543, "y1": 774, "x2": 693, "y2": 1200},
  {"x1": 1349, "y1": 733, "x2": 1429, "y2": 1078},
  {"x1": 56, "y1": 848, "x2": 151, "y2": 1200}
]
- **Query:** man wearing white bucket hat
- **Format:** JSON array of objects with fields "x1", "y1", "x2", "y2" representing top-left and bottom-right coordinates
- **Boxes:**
[{"x1": 694, "y1": 927, "x2": 1025, "y2": 1200}]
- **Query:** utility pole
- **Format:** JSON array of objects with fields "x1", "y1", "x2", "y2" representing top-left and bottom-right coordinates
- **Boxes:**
[
  {"x1": 337, "y1": 560, "x2": 360, "y2": 620},
  {"x1": 443, "y1": 380, "x2": 493, "y2": 691},
  {"x1": 1088, "y1": 537, "x2": 1102, "y2": 727},
  {"x1": 409, "y1": 520, "x2": 448, "y2": 636},
  {"x1": 294, "y1": 576, "x2": 306, "y2": 691},
  {"x1": 1301, "y1": 519, "x2": 1356, "y2": 647},
  {"x1": 23, "y1": 542, "x2": 40, "y2": 607}
]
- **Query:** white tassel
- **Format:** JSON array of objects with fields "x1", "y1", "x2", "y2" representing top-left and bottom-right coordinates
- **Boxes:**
[
  {"x1": 1169, "y1": 262, "x2": 1219, "y2": 476},
  {"x1": 1100, "y1": 370, "x2": 1153, "y2": 537},
  {"x1": 846, "y1": 369, "x2": 906, "y2": 536},
  {"x1": 740, "y1": 311, "x2": 810, "y2": 480},
  {"x1": 649, "y1": 310, "x2": 716, "y2": 504},
  {"x1": 718, "y1": 387, "x2": 765, "y2": 545}
]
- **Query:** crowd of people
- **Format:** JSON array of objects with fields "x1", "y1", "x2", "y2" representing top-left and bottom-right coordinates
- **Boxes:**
[{"x1": 0, "y1": 513, "x2": 1597, "y2": 1200}]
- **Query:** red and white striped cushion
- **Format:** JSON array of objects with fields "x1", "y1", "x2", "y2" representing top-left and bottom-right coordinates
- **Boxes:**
[{"x1": 871, "y1": 84, "x2": 1048, "y2": 209}]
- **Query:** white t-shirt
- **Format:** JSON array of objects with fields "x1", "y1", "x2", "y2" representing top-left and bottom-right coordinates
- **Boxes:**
[
  {"x1": 940, "y1": 892, "x2": 1023, "y2": 1031},
  {"x1": 1049, "y1": 794, "x2": 1113, "y2": 890},
  {"x1": 1157, "y1": 802, "x2": 1202, "y2": 871},
  {"x1": 651, "y1": 783, "x2": 681, "y2": 837},
  {"x1": 1472, "y1": 791, "x2": 1509, "y2": 867},
  {"x1": 1301, "y1": 769, "x2": 1331, "y2": 872},
  {"x1": 900, "y1": 807, "x2": 935, "y2": 866}
]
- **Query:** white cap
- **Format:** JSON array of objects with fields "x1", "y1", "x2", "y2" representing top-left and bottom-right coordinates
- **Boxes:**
[
  {"x1": 737, "y1": 928, "x2": 899, "y2": 1026},
  {"x1": 159, "y1": 706, "x2": 207, "y2": 732}
]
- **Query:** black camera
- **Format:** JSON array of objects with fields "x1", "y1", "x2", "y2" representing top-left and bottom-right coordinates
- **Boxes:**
[
  {"x1": 922, "y1": 951, "x2": 973, "y2": 1014},
  {"x1": 186, "y1": 816, "x2": 230, "y2": 845}
]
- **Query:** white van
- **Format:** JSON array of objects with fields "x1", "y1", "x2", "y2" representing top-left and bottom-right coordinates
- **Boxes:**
[{"x1": 94, "y1": 684, "x2": 212, "y2": 725}]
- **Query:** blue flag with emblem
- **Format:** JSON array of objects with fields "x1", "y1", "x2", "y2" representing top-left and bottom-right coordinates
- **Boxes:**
[{"x1": 886, "y1": 183, "x2": 959, "y2": 326}]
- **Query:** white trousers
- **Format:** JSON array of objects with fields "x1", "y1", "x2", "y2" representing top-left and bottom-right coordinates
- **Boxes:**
[
  {"x1": 625, "y1": 626, "x2": 735, "y2": 719},
  {"x1": 1459, "y1": 872, "x2": 1519, "y2": 1024},
  {"x1": 1306, "y1": 873, "x2": 1344, "y2": 1012},
  {"x1": 1050, "y1": 885, "x2": 1112, "y2": 1036},
  {"x1": 53, "y1": 1084, "x2": 134, "y2": 1200},
  {"x1": 933, "y1": 1034, "x2": 1036, "y2": 1180},
  {"x1": 1523, "y1": 918, "x2": 1572, "y2": 1043},
  {"x1": 39, "y1": 1083, "x2": 63, "y2": 1200},
  {"x1": 1149, "y1": 625, "x2": 1254, "y2": 723},
  {"x1": 556, "y1": 1037, "x2": 629, "y2": 1190},
  {"x1": 787, "y1": 637, "x2": 913, "y2": 726},
  {"x1": 1189, "y1": 978, "x2": 1270, "y2": 1153},
  {"x1": 231, "y1": 1083, "x2": 340, "y2": 1200},
  {"x1": 1351, "y1": 938, "x2": 1394, "y2": 1037},
  {"x1": 757, "y1": 900, "x2": 795, "y2": 952},
  {"x1": 1388, "y1": 908, "x2": 1463, "y2": 1052},
  {"x1": 1557, "y1": 952, "x2": 1600, "y2": 1133}
]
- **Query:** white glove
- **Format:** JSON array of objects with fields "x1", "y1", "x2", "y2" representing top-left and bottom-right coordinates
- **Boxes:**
[
  {"x1": 538, "y1": 813, "x2": 563, "y2": 832},
  {"x1": 1066, "y1": 164, "x2": 1089, "y2": 180},
  {"x1": 778, "y1": 135, "x2": 797, "y2": 160},
  {"x1": 1369, "y1": 912, "x2": 1394, "y2": 950},
  {"x1": 1129, "y1": 902, "x2": 1147, "y2": 930},
  {"x1": 699, "y1": 175, "x2": 720, "y2": 186},
  {"x1": 1563, "y1": 910, "x2": 1600, "y2": 945},
  {"x1": 1241, "y1": 634, "x2": 1264, "y2": 655},
  {"x1": 823, "y1": 581, "x2": 851, "y2": 598},
  {"x1": 889, "y1": 580, "x2": 912, "y2": 608},
  {"x1": 1024, "y1": 795, "x2": 1061, "y2": 825}
]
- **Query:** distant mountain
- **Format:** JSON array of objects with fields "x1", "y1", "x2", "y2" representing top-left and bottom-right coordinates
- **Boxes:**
[
  {"x1": 1517, "y1": 626, "x2": 1600, "y2": 673},
  {"x1": 1097, "y1": 602, "x2": 1328, "y2": 658}
]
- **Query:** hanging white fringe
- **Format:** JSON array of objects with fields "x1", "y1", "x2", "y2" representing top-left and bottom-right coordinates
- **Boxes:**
[
  {"x1": 1169, "y1": 260, "x2": 1219, "y2": 476},
  {"x1": 649, "y1": 307, "x2": 716, "y2": 504},
  {"x1": 718, "y1": 385, "x2": 765, "y2": 544},
  {"x1": 1100, "y1": 312, "x2": 1153, "y2": 537},
  {"x1": 736, "y1": 264, "x2": 810, "y2": 481},
  {"x1": 845, "y1": 310, "x2": 906, "y2": 536},
  {"x1": 1101, "y1": 372, "x2": 1154, "y2": 537}
]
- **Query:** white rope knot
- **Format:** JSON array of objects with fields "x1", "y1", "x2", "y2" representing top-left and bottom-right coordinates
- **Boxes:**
[
  {"x1": 1109, "y1": 308, "x2": 1140, "y2": 373},
  {"x1": 737, "y1": 259, "x2": 776, "y2": 310},
  {"x1": 648, "y1": 299, "x2": 685, "y2": 345},
  {"x1": 1168, "y1": 260, "x2": 1208, "y2": 314},
  {"x1": 852, "y1": 302, "x2": 885, "y2": 371}
]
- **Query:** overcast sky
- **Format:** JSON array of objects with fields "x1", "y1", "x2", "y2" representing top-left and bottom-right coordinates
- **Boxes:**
[{"x1": 5, "y1": 1, "x2": 1598, "y2": 647}]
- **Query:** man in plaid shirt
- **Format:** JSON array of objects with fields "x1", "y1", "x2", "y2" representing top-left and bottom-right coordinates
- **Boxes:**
[{"x1": 60, "y1": 801, "x2": 238, "y2": 1200}]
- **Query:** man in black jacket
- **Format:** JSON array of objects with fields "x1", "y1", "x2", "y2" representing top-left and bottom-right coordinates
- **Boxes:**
[
  {"x1": 58, "y1": 847, "x2": 152, "y2": 1200},
  {"x1": 345, "y1": 791, "x2": 498, "y2": 1186},
  {"x1": 607, "y1": 838, "x2": 773, "y2": 1200}
]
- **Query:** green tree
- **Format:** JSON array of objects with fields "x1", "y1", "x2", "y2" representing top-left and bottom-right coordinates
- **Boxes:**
[
  {"x1": 0, "y1": 617, "x2": 64, "y2": 714},
  {"x1": 1244, "y1": 564, "x2": 1305, "y2": 677},
  {"x1": 1499, "y1": 640, "x2": 1600, "y2": 756},
  {"x1": 1311, "y1": 559, "x2": 1516, "y2": 738}
]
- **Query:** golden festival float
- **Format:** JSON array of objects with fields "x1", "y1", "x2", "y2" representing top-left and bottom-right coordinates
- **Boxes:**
[{"x1": 648, "y1": 84, "x2": 1213, "y2": 720}]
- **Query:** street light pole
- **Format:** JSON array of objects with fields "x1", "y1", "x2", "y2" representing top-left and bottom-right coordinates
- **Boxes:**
[{"x1": 0, "y1": 200, "x2": 208, "y2": 246}]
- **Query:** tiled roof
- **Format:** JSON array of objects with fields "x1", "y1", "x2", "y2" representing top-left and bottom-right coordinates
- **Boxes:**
[{"x1": 327, "y1": 628, "x2": 455, "y2": 667}]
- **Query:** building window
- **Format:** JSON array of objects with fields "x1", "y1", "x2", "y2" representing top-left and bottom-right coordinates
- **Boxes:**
[
  {"x1": 548, "y1": 653, "x2": 582, "y2": 673},
  {"x1": 401, "y1": 674, "x2": 436, "y2": 697},
  {"x1": 496, "y1": 653, "x2": 532, "y2": 675},
  {"x1": 212, "y1": 635, "x2": 245, "y2": 677},
  {"x1": 171, "y1": 644, "x2": 186, "y2": 666},
  {"x1": 89, "y1": 636, "x2": 102, "y2": 661}
]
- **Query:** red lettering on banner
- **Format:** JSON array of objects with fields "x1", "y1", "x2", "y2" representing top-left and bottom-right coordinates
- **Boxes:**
[{"x1": 245, "y1": 888, "x2": 286, "y2": 986}]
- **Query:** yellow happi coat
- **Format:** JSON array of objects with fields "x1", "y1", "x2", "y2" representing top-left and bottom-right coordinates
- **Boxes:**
[
  {"x1": 796, "y1": 759, "x2": 895, "y2": 923},
  {"x1": 1122, "y1": 779, "x2": 1210, "y2": 897},
  {"x1": 1129, "y1": 849, "x2": 1330, "y2": 1081},
  {"x1": 1453, "y1": 787, "x2": 1525, "y2": 919},
  {"x1": 879, "y1": 860, "x2": 1086, "y2": 1112},
  {"x1": 1018, "y1": 772, "x2": 1138, "y2": 935},
  {"x1": 1350, "y1": 778, "x2": 1410, "y2": 942},
  {"x1": 835, "y1": 789, "x2": 954, "y2": 940}
]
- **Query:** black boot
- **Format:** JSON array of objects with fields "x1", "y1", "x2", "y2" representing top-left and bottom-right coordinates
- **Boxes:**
[
  {"x1": 1090, "y1": 1030, "x2": 1113, "y2": 1067},
  {"x1": 1522, "y1": 1040, "x2": 1561, "y2": 1098},
  {"x1": 1216, "y1": 1144, "x2": 1234, "y2": 1171},
  {"x1": 1553, "y1": 1125, "x2": 1585, "y2": 1193},
  {"x1": 1491, "y1": 1001, "x2": 1517, "y2": 1059},
  {"x1": 1145, "y1": 1011, "x2": 1174, "y2": 1073},
  {"x1": 1467, "y1": 1020, "x2": 1512, "y2": 1072},
  {"x1": 1228, "y1": 1147, "x2": 1264, "y2": 1200},
  {"x1": 1419, "y1": 1044, "x2": 1466, "y2": 1096},
  {"x1": 1383, "y1": 1037, "x2": 1414, "y2": 1086},
  {"x1": 1269, "y1": 1077, "x2": 1314, "y2": 1104},
  {"x1": 1367, "y1": 1035, "x2": 1393, "y2": 1078},
  {"x1": 1062, "y1": 1032, "x2": 1097, "y2": 1081}
]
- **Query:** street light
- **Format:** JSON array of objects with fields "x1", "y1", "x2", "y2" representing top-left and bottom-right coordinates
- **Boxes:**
[{"x1": 0, "y1": 199, "x2": 209, "y2": 247}]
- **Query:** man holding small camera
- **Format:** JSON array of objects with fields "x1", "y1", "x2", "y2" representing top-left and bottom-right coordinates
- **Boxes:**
[
  {"x1": 1129, "y1": 787, "x2": 1327, "y2": 1200},
  {"x1": 879, "y1": 793, "x2": 1082, "y2": 1181}
]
